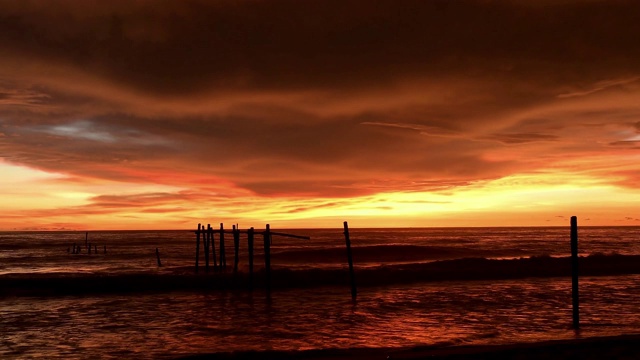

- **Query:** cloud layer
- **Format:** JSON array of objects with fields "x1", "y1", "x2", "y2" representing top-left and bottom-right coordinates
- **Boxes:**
[{"x1": 2, "y1": 0, "x2": 640, "y2": 228}]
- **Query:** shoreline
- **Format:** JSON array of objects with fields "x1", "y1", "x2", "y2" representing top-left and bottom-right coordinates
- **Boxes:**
[{"x1": 175, "y1": 334, "x2": 640, "y2": 359}]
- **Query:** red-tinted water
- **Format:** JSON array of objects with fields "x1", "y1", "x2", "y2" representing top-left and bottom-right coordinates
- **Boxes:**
[{"x1": 1, "y1": 227, "x2": 639, "y2": 358}]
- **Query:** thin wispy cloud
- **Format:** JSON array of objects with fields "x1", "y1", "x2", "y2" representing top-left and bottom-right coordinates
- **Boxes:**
[
  {"x1": 0, "y1": 89, "x2": 50, "y2": 106},
  {"x1": 360, "y1": 122, "x2": 461, "y2": 138},
  {"x1": 558, "y1": 76, "x2": 640, "y2": 99}
]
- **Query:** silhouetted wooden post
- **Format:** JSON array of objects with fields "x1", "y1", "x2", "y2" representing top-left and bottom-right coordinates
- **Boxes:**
[
  {"x1": 233, "y1": 225, "x2": 240, "y2": 276},
  {"x1": 204, "y1": 223, "x2": 211, "y2": 273},
  {"x1": 156, "y1": 247, "x2": 162, "y2": 267},
  {"x1": 344, "y1": 221, "x2": 357, "y2": 300},
  {"x1": 94, "y1": 244, "x2": 97, "y2": 254},
  {"x1": 85, "y1": 232, "x2": 88, "y2": 251},
  {"x1": 209, "y1": 224, "x2": 218, "y2": 271},
  {"x1": 264, "y1": 224, "x2": 272, "y2": 294},
  {"x1": 88, "y1": 243, "x2": 92, "y2": 255},
  {"x1": 571, "y1": 216, "x2": 579, "y2": 329},
  {"x1": 220, "y1": 223, "x2": 226, "y2": 269},
  {"x1": 248, "y1": 227, "x2": 254, "y2": 289},
  {"x1": 195, "y1": 223, "x2": 201, "y2": 273},
  {"x1": 103, "y1": 245, "x2": 107, "y2": 254}
]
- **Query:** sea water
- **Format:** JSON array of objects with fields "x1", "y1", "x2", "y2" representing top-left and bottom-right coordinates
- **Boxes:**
[{"x1": 1, "y1": 227, "x2": 639, "y2": 359}]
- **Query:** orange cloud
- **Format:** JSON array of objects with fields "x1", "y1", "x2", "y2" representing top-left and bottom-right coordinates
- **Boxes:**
[{"x1": 2, "y1": 1, "x2": 640, "y2": 229}]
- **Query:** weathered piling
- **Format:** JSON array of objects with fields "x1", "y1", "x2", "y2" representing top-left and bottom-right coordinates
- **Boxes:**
[
  {"x1": 85, "y1": 232, "x2": 88, "y2": 251},
  {"x1": 88, "y1": 243, "x2": 92, "y2": 255},
  {"x1": 195, "y1": 223, "x2": 201, "y2": 273},
  {"x1": 264, "y1": 224, "x2": 272, "y2": 294},
  {"x1": 233, "y1": 225, "x2": 240, "y2": 275},
  {"x1": 156, "y1": 247, "x2": 162, "y2": 267},
  {"x1": 248, "y1": 227, "x2": 255, "y2": 289},
  {"x1": 204, "y1": 223, "x2": 211, "y2": 272},
  {"x1": 344, "y1": 221, "x2": 357, "y2": 300},
  {"x1": 209, "y1": 224, "x2": 218, "y2": 271},
  {"x1": 94, "y1": 244, "x2": 97, "y2": 254},
  {"x1": 104, "y1": 245, "x2": 107, "y2": 254},
  {"x1": 220, "y1": 223, "x2": 226, "y2": 269},
  {"x1": 571, "y1": 216, "x2": 579, "y2": 329},
  {"x1": 189, "y1": 222, "x2": 309, "y2": 293}
]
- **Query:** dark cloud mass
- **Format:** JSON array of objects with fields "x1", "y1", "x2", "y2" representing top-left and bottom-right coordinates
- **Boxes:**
[
  {"x1": 2, "y1": 0, "x2": 640, "y2": 93},
  {"x1": 1, "y1": 0, "x2": 640, "y2": 200}
]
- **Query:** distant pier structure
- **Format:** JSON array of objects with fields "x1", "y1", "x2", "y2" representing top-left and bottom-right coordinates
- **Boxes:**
[
  {"x1": 193, "y1": 223, "x2": 310, "y2": 294},
  {"x1": 193, "y1": 222, "x2": 358, "y2": 299},
  {"x1": 69, "y1": 231, "x2": 107, "y2": 255}
]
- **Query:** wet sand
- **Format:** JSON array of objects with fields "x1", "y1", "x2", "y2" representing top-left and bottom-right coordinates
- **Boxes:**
[{"x1": 177, "y1": 334, "x2": 640, "y2": 359}]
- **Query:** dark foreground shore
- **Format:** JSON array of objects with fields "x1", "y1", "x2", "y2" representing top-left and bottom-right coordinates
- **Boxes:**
[{"x1": 176, "y1": 334, "x2": 640, "y2": 360}]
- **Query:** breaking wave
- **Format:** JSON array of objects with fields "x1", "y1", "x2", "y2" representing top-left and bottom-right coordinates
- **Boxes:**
[{"x1": 1, "y1": 253, "x2": 638, "y2": 297}]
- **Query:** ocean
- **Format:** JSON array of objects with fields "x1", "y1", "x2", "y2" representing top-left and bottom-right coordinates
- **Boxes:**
[{"x1": 1, "y1": 226, "x2": 639, "y2": 359}]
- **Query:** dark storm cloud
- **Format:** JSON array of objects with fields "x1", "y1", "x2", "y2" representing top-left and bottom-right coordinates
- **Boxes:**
[
  {"x1": 2, "y1": 0, "x2": 640, "y2": 199},
  {"x1": 2, "y1": 0, "x2": 640, "y2": 94}
]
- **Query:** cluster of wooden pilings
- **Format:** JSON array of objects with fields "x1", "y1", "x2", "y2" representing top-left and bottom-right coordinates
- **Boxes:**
[
  {"x1": 68, "y1": 232, "x2": 107, "y2": 255},
  {"x1": 193, "y1": 223, "x2": 311, "y2": 293},
  {"x1": 191, "y1": 216, "x2": 582, "y2": 325}
]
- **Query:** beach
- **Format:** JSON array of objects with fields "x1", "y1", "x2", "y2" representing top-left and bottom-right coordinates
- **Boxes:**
[
  {"x1": 1, "y1": 227, "x2": 639, "y2": 359},
  {"x1": 407, "y1": 335, "x2": 640, "y2": 360},
  {"x1": 177, "y1": 334, "x2": 640, "y2": 359}
]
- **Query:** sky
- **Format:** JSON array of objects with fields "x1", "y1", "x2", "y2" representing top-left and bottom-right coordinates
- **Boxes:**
[{"x1": 1, "y1": 0, "x2": 640, "y2": 230}]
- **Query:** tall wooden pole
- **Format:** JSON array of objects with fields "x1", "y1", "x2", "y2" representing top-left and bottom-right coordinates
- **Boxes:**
[
  {"x1": 209, "y1": 224, "x2": 218, "y2": 271},
  {"x1": 344, "y1": 221, "x2": 357, "y2": 300},
  {"x1": 264, "y1": 224, "x2": 272, "y2": 294},
  {"x1": 220, "y1": 223, "x2": 226, "y2": 269},
  {"x1": 571, "y1": 216, "x2": 579, "y2": 329},
  {"x1": 204, "y1": 223, "x2": 210, "y2": 273},
  {"x1": 195, "y1": 223, "x2": 201, "y2": 273},
  {"x1": 233, "y1": 224, "x2": 240, "y2": 276},
  {"x1": 248, "y1": 227, "x2": 254, "y2": 290}
]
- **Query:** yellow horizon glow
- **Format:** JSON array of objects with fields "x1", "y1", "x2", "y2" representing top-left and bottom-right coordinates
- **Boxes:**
[{"x1": 2, "y1": 159, "x2": 639, "y2": 231}]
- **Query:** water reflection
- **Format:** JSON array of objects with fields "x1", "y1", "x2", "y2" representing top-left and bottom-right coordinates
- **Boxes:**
[{"x1": 1, "y1": 275, "x2": 639, "y2": 359}]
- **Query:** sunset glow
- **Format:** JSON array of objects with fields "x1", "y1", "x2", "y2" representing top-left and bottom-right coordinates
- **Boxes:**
[{"x1": 1, "y1": 1, "x2": 640, "y2": 230}]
